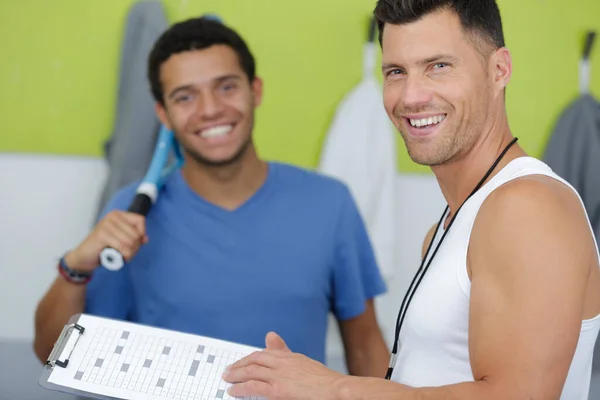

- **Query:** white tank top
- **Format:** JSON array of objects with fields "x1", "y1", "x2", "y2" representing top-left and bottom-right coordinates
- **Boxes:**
[{"x1": 391, "y1": 157, "x2": 600, "y2": 399}]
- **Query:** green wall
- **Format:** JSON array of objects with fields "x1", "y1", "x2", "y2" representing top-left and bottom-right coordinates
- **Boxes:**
[{"x1": 1, "y1": 0, "x2": 599, "y2": 173}]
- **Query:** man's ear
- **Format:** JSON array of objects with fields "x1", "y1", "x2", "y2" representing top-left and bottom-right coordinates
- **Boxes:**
[
  {"x1": 492, "y1": 47, "x2": 512, "y2": 92},
  {"x1": 155, "y1": 102, "x2": 172, "y2": 129},
  {"x1": 251, "y1": 76, "x2": 263, "y2": 107}
]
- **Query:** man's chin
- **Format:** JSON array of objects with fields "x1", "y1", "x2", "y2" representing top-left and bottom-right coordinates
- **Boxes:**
[
  {"x1": 190, "y1": 155, "x2": 239, "y2": 167},
  {"x1": 187, "y1": 148, "x2": 249, "y2": 168},
  {"x1": 405, "y1": 145, "x2": 450, "y2": 167},
  {"x1": 182, "y1": 137, "x2": 253, "y2": 168}
]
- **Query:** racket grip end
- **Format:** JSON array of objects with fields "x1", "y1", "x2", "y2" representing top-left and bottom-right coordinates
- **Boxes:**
[{"x1": 100, "y1": 247, "x2": 125, "y2": 271}]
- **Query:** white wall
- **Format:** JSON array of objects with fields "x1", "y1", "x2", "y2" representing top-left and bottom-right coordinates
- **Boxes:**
[
  {"x1": 0, "y1": 154, "x2": 445, "y2": 364},
  {"x1": 0, "y1": 154, "x2": 108, "y2": 340},
  {"x1": 326, "y1": 173, "x2": 445, "y2": 365}
]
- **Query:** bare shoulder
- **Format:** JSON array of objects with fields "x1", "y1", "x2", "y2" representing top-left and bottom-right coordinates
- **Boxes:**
[
  {"x1": 470, "y1": 174, "x2": 596, "y2": 278},
  {"x1": 479, "y1": 174, "x2": 589, "y2": 229}
]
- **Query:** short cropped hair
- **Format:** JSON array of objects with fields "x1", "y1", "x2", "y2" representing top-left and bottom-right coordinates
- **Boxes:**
[
  {"x1": 373, "y1": 0, "x2": 505, "y2": 55},
  {"x1": 148, "y1": 17, "x2": 256, "y2": 104}
]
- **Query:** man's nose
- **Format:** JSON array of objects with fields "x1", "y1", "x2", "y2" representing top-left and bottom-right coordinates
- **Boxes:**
[
  {"x1": 197, "y1": 91, "x2": 225, "y2": 119},
  {"x1": 401, "y1": 74, "x2": 434, "y2": 110}
]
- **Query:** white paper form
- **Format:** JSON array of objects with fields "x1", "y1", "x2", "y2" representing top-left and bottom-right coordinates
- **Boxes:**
[{"x1": 45, "y1": 314, "x2": 265, "y2": 400}]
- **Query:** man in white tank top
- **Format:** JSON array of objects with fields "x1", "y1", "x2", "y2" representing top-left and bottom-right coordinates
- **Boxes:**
[{"x1": 221, "y1": 1, "x2": 600, "y2": 399}]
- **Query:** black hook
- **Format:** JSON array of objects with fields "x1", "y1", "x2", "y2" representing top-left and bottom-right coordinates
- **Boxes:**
[
  {"x1": 583, "y1": 31, "x2": 596, "y2": 60},
  {"x1": 368, "y1": 17, "x2": 377, "y2": 43}
]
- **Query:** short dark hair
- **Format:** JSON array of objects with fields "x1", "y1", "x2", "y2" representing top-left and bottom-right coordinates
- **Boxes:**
[
  {"x1": 148, "y1": 17, "x2": 256, "y2": 104},
  {"x1": 373, "y1": 0, "x2": 505, "y2": 55}
]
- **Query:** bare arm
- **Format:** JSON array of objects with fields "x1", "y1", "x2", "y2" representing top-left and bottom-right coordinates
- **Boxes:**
[
  {"x1": 334, "y1": 177, "x2": 593, "y2": 399},
  {"x1": 34, "y1": 210, "x2": 147, "y2": 363},
  {"x1": 338, "y1": 300, "x2": 390, "y2": 377},
  {"x1": 33, "y1": 270, "x2": 86, "y2": 363}
]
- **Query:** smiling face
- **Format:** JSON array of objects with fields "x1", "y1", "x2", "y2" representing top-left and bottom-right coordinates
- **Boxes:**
[
  {"x1": 381, "y1": 8, "x2": 504, "y2": 167},
  {"x1": 156, "y1": 45, "x2": 263, "y2": 167}
]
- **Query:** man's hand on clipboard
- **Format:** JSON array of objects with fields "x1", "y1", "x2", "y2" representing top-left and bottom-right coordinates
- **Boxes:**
[
  {"x1": 223, "y1": 332, "x2": 346, "y2": 400},
  {"x1": 65, "y1": 210, "x2": 149, "y2": 272}
]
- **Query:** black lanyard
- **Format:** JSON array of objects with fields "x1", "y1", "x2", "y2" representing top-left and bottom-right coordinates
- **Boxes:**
[{"x1": 384, "y1": 137, "x2": 519, "y2": 380}]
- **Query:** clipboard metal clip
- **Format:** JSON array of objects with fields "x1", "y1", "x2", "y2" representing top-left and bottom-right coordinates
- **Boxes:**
[{"x1": 46, "y1": 323, "x2": 85, "y2": 369}]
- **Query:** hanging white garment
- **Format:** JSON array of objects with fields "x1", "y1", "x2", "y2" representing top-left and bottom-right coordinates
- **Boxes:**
[{"x1": 318, "y1": 42, "x2": 398, "y2": 280}]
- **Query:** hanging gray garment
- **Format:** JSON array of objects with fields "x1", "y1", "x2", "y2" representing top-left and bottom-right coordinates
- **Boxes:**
[
  {"x1": 542, "y1": 94, "x2": 600, "y2": 371},
  {"x1": 95, "y1": 1, "x2": 168, "y2": 217},
  {"x1": 543, "y1": 94, "x2": 600, "y2": 241}
]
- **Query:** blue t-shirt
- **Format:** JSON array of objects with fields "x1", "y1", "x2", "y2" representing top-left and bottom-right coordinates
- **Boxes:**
[{"x1": 85, "y1": 162, "x2": 387, "y2": 363}]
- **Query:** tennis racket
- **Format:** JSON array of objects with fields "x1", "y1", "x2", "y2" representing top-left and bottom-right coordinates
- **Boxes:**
[{"x1": 99, "y1": 124, "x2": 184, "y2": 271}]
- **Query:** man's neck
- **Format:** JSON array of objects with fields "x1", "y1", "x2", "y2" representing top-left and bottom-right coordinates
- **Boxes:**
[
  {"x1": 181, "y1": 147, "x2": 269, "y2": 211},
  {"x1": 431, "y1": 125, "x2": 526, "y2": 225}
]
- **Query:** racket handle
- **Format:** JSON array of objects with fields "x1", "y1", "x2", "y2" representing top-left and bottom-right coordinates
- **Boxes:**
[
  {"x1": 127, "y1": 192, "x2": 153, "y2": 215},
  {"x1": 99, "y1": 193, "x2": 153, "y2": 271}
]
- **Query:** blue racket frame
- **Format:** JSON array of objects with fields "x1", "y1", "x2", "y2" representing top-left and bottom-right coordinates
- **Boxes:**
[{"x1": 99, "y1": 125, "x2": 184, "y2": 271}]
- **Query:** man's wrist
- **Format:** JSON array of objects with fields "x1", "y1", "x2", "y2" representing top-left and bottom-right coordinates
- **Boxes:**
[
  {"x1": 58, "y1": 254, "x2": 93, "y2": 285},
  {"x1": 333, "y1": 375, "x2": 357, "y2": 400},
  {"x1": 334, "y1": 375, "x2": 418, "y2": 400},
  {"x1": 63, "y1": 251, "x2": 84, "y2": 271}
]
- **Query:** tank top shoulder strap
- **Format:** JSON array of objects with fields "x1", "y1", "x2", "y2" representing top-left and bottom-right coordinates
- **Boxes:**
[{"x1": 485, "y1": 156, "x2": 558, "y2": 189}]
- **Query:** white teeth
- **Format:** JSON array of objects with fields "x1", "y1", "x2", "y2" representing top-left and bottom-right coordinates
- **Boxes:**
[
  {"x1": 409, "y1": 115, "x2": 446, "y2": 128},
  {"x1": 200, "y1": 124, "x2": 233, "y2": 138}
]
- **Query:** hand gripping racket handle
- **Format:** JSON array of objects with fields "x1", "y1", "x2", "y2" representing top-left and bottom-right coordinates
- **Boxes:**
[
  {"x1": 98, "y1": 124, "x2": 176, "y2": 271},
  {"x1": 99, "y1": 192, "x2": 153, "y2": 271}
]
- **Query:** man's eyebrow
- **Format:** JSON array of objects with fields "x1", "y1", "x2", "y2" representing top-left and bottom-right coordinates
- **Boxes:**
[
  {"x1": 168, "y1": 85, "x2": 194, "y2": 99},
  {"x1": 419, "y1": 54, "x2": 460, "y2": 65},
  {"x1": 213, "y1": 74, "x2": 242, "y2": 83},
  {"x1": 167, "y1": 74, "x2": 242, "y2": 99},
  {"x1": 382, "y1": 62, "x2": 403, "y2": 70},
  {"x1": 382, "y1": 54, "x2": 460, "y2": 70}
]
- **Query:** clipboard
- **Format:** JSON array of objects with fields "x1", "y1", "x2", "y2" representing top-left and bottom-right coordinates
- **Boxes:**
[
  {"x1": 39, "y1": 314, "x2": 121, "y2": 400},
  {"x1": 39, "y1": 313, "x2": 264, "y2": 400}
]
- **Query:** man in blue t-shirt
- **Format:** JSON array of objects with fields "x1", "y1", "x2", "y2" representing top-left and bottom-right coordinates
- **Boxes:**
[{"x1": 33, "y1": 17, "x2": 389, "y2": 376}]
